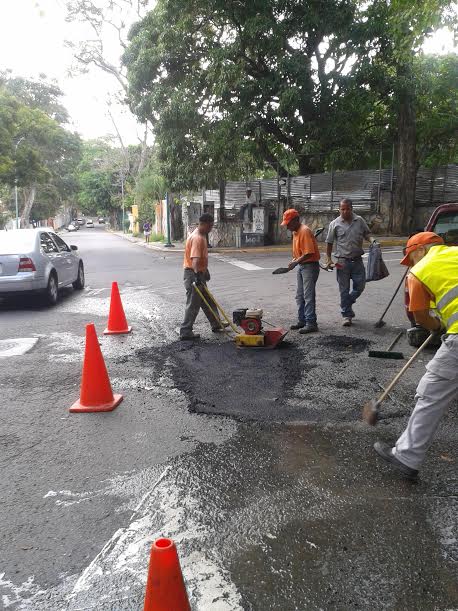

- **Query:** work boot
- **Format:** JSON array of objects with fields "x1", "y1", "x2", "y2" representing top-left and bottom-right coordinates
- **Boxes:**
[
  {"x1": 342, "y1": 318, "x2": 352, "y2": 327},
  {"x1": 299, "y1": 324, "x2": 318, "y2": 334},
  {"x1": 180, "y1": 332, "x2": 200, "y2": 341},
  {"x1": 373, "y1": 441, "x2": 418, "y2": 480},
  {"x1": 290, "y1": 322, "x2": 305, "y2": 330}
]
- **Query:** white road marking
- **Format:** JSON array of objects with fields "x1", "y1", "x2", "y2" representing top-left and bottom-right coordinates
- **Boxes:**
[
  {"x1": 0, "y1": 338, "x2": 39, "y2": 358},
  {"x1": 210, "y1": 254, "x2": 264, "y2": 270}
]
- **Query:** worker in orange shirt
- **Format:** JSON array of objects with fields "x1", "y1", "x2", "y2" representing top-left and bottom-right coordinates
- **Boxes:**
[
  {"x1": 281, "y1": 209, "x2": 321, "y2": 334},
  {"x1": 179, "y1": 213, "x2": 223, "y2": 340}
]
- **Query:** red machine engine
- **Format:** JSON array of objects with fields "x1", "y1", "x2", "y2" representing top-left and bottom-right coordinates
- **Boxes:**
[{"x1": 233, "y1": 308, "x2": 263, "y2": 335}]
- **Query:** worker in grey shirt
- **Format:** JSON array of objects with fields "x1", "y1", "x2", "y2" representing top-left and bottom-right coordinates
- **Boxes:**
[{"x1": 325, "y1": 198, "x2": 375, "y2": 326}]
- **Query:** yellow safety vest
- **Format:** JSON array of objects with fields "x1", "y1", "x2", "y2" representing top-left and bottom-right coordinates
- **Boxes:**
[{"x1": 411, "y1": 245, "x2": 458, "y2": 334}]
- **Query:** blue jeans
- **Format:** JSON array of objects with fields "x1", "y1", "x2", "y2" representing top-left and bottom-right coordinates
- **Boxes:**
[
  {"x1": 296, "y1": 262, "x2": 320, "y2": 325},
  {"x1": 336, "y1": 258, "x2": 366, "y2": 318}
]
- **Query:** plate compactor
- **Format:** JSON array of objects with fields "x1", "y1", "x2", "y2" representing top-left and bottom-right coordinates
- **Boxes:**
[{"x1": 193, "y1": 283, "x2": 288, "y2": 349}]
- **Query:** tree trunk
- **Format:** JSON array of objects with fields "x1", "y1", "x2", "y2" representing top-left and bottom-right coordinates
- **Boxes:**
[
  {"x1": 392, "y1": 66, "x2": 417, "y2": 235},
  {"x1": 20, "y1": 186, "x2": 36, "y2": 228}
]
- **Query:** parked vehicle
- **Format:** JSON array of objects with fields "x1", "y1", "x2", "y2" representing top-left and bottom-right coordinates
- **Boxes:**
[
  {"x1": 405, "y1": 203, "x2": 458, "y2": 346},
  {"x1": 66, "y1": 223, "x2": 78, "y2": 232},
  {"x1": 98, "y1": 217, "x2": 105, "y2": 224},
  {"x1": 86, "y1": 219, "x2": 94, "y2": 228},
  {"x1": 0, "y1": 229, "x2": 85, "y2": 305},
  {"x1": 77, "y1": 218, "x2": 85, "y2": 226}
]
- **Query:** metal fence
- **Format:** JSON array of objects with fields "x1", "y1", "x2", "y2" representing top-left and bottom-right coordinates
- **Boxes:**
[{"x1": 192, "y1": 164, "x2": 457, "y2": 212}]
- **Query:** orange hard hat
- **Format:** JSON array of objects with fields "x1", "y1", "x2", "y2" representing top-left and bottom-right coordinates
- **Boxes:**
[
  {"x1": 400, "y1": 231, "x2": 444, "y2": 266},
  {"x1": 281, "y1": 209, "x2": 300, "y2": 226}
]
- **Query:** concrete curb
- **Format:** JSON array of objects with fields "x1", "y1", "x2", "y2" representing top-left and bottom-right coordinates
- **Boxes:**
[{"x1": 111, "y1": 231, "x2": 407, "y2": 254}]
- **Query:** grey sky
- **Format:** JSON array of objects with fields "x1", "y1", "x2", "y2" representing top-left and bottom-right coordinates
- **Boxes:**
[{"x1": 0, "y1": 1, "x2": 455, "y2": 145}]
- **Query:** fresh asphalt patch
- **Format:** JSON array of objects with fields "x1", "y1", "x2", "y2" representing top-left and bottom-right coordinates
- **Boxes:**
[{"x1": 134, "y1": 334, "x2": 387, "y2": 424}]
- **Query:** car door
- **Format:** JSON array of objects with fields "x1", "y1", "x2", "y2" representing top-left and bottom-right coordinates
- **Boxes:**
[
  {"x1": 52, "y1": 233, "x2": 77, "y2": 284},
  {"x1": 40, "y1": 232, "x2": 66, "y2": 285}
]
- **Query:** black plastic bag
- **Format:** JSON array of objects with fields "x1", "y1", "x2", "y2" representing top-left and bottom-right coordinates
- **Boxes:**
[{"x1": 366, "y1": 242, "x2": 390, "y2": 282}]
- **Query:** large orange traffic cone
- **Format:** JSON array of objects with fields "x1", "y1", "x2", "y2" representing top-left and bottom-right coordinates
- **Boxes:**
[
  {"x1": 104, "y1": 281, "x2": 132, "y2": 335},
  {"x1": 70, "y1": 323, "x2": 123, "y2": 413},
  {"x1": 144, "y1": 538, "x2": 191, "y2": 611}
]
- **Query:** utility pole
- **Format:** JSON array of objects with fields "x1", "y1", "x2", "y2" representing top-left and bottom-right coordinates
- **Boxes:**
[
  {"x1": 120, "y1": 168, "x2": 125, "y2": 232},
  {"x1": 164, "y1": 191, "x2": 174, "y2": 247},
  {"x1": 14, "y1": 136, "x2": 25, "y2": 229}
]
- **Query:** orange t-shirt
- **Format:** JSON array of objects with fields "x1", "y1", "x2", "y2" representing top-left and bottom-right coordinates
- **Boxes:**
[
  {"x1": 183, "y1": 228, "x2": 208, "y2": 272},
  {"x1": 407, "y1": 274, "x2": 434, "y2": 311},
  {"x1": 292, "y1": 224, "x2": 320, "y2": 262}
]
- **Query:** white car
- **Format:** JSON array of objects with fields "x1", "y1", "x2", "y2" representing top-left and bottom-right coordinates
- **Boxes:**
[
  {"x1": 86, "y1": 219, "x2": 94, "y2": 228},
  {"x1": 0, "y1": 229, "x2": 84, "y2": 305}
]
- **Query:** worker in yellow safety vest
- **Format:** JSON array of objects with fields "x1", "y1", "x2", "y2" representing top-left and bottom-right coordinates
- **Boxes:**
[{"x1": 374, "y1": 231, "x2": 458, "y2": 479}]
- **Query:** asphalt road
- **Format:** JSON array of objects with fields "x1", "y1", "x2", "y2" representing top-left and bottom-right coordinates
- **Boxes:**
[{"x1": 0, "y1": 226, "x2": 456, "y2": 610}]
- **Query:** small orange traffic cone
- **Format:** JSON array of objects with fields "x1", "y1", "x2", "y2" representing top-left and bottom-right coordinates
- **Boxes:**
[
  {"x1": 143, "y1": 538, "x2": 191, "y2": 611},
  {"x1": 104, "y1": 281, "x2": 132, "y2": 335},
  {"x1": 70, "y1": 323, "x2": 123, "y2": 413}
]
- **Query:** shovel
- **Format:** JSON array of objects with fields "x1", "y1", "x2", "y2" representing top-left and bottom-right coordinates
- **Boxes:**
[
  {"x1": 272, "y1": 227, "x2": 326, "y2": 275},
  {"x1": 362, "y1": 332, "x2": 435, "y2": 425}
]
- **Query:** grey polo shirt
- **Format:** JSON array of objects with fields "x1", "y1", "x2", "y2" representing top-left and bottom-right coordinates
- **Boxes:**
[{"x1": 326, "y1": 213, "x2": 370, "y2": 258}]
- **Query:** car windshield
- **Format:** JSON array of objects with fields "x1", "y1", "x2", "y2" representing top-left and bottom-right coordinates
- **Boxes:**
[
  {"x1": 0, "y1": 230, "x2": 36, "y2": 254},
  {"x1": 432, "y1": 212, "x2": 458, "y2": 245}
]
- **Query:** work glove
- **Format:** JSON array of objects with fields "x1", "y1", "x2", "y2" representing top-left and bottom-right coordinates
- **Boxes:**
[{"x1": 194, "y1": 272, "x2": 205, "y2": 286}]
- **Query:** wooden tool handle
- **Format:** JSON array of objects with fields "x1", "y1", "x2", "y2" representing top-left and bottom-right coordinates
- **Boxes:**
[
  {"x1": 387, "y1": 330, "x2": 404, "y2": 352},
  {"x1": 378, "y1": 333, "x2": 435, "y2": 404}
]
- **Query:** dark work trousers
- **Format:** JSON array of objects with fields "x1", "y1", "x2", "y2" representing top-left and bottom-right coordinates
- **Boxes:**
[
  {"x1": 336, "y1": 257, "x2": 366, "y2": 318},
  {"x1": 296, "y1": 262, "x2": 320, "y2": 325},
  {"x1": 180, "y1": 268, "x2": 221, "y2": 337}
]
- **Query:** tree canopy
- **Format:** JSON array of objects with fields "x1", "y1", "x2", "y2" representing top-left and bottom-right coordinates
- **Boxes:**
[
  {"x1": 0, "y1": 76, "x2": 82, "y2": 225},
  {"x1": 123, "y1": 0, "x2": 457, "y2": 222}
]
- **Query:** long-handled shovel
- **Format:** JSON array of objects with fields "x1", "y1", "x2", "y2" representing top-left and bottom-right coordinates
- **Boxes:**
[
  {"x1": 374, "y1": 268, "x2": 409, "y2": 328},
  {"x1": 272, "y1": 227, "x2": 328, "y2": 275},
  {"x1": 362, "y1": 332, "x2": 435, "y2": 425}
]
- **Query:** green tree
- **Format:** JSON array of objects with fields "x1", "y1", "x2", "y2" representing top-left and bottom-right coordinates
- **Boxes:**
[
  {"x1": 415, "y1": 54, "x2": 458, "y2": 167},
  {"x1": 363, "y1": 0, "x2": 456, "y2": 232},
  {"x1": 123, "y1": 0, "x2": 384, "y2": 188},
  {"x1": 0, "y1": 78, "x2": 82, "y2": 226}
]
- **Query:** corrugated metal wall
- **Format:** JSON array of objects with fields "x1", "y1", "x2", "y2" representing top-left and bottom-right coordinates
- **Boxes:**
[{"x1": 189, "y1": 164, "x2": 457, "y2": 210}]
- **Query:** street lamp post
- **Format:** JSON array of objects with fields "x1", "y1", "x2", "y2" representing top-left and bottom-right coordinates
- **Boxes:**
[{"x1": 14, "y1": 136, "x2": 25, "y2": 229}]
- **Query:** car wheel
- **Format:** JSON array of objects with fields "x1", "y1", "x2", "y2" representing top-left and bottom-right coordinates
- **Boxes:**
[
  {"x1": 72, "y1": 262, "x2": 85, "y2": 290},
  {"x1": 45, "y1": 272, "x2": 58, "y2": 305}
]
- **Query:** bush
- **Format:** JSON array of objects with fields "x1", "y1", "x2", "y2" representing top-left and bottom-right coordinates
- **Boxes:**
[{"x1": 150, "y1": 232, "x2": 164, "y2": 241}]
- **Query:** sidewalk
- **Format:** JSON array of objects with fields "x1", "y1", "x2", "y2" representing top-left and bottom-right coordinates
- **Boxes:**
[{"x1": 112, "y1": 231, "x2": 408, "y2": 254}]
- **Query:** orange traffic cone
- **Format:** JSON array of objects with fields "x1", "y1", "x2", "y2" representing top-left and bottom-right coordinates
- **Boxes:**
[
  {"x1": 70, "y1": 323, "x2": 123, "y2": 413},
  {"x1": 144, "y1": 538, "x2": 191, "y2": 611},
  {"x1": 104, "y1": 281, "x2": 132, "y2": 335}
]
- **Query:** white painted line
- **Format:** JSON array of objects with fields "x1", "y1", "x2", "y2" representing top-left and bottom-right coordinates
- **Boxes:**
[
  {"x1": 0, "y1": 337, "x2": 39, "y2": 358},
  {"x1": 210, "y1": 254, "x2": 264, "y2": 270}
]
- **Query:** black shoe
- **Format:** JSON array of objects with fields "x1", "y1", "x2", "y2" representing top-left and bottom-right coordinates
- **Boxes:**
[
  {"x1": 373, "y1": 441, "x2": 418, "y2": 480},
  {"x1": 290, "y1": 322, "x2": 305, "y2": 330},
  {"x1": 299, "y1": 324, "x2": 318, "y2": 334},
  {"x1": 180, "y1": 332, "x2": 200, "y2": 341}
]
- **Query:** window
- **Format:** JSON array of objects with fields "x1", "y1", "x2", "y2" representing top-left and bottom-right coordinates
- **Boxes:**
[
  {"x1": 40, "y1": 232, "x2": 59, "y2": 254},
  {"x1": 52, "y1": 234, "x2": 71, "y2": 252},
  {"x1": 432, "y1": 212, "x2": 458, "y2": 245}
]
